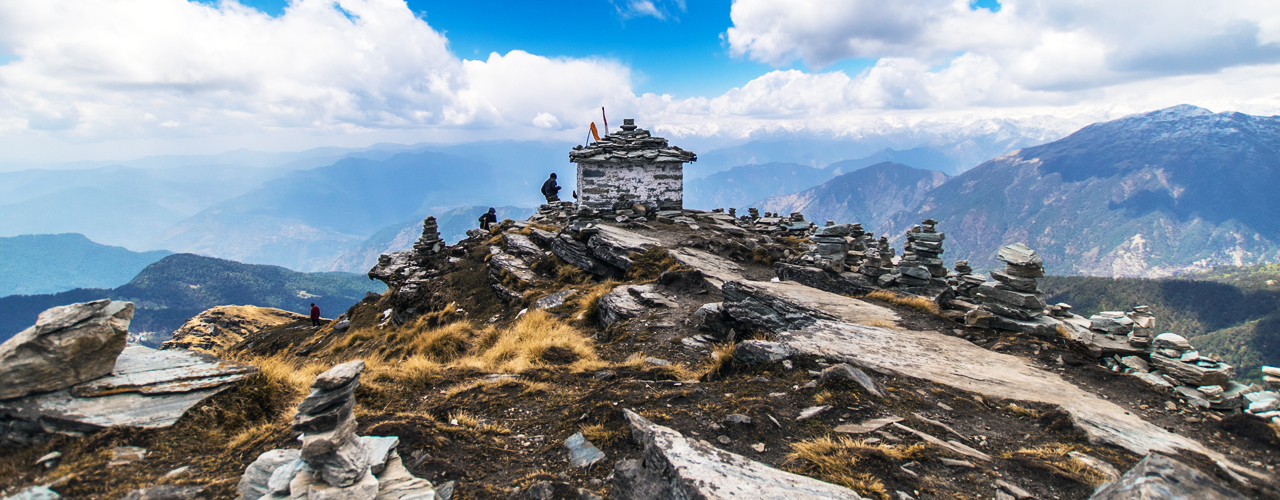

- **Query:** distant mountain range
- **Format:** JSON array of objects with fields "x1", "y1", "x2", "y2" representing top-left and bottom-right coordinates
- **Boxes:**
[
  {"x1": 757, "y1": 162, "x2": 948, "y2": 230},
  {"x1": 159, "y1": 147, "x2": 565, "y2": 271},
  {"x1": 880, "y1": 105, "x2": 1280, "y2": 276},
  {"x1": 0, "y1": 253, "x2": 383, "y2": 343},
  {"x1": 0, "y1": 233, "x2": 171, "y2": 296}
]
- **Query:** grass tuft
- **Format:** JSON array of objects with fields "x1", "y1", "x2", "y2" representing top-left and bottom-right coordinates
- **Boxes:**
[
  {"x1": 786, "y1": 436, "x2": 926, "y2": 500},
  {"x1": 862, "y1": 290, "x2": 941, "y2": 315}
]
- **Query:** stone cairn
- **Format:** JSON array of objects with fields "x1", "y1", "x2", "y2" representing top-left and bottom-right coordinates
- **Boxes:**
[
  {"x1": 842, "y1": 223, "x2": 868, "y2": 270},
  {"x1": 859, "y1": 236, "x2": 896, "y2": 278},
  {"x1": 238, "y1": 360, "x2": 436, "y2": 499},
  {"x1": 805, "y1": 223, "x2": 853, "y2": 272},
  {"x1": 412, "y1": 216, "x2": 444, "y2": 256},
  {"x1": 970, "y1": 243, "x2": 1048, "y2": 327},
  {"x1": 890, "y1": 219, "x2": 947, "y2": 288}
]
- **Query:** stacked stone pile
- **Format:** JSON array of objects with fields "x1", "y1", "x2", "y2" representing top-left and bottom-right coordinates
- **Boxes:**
[
  {"x1": 1127, "y1": 306, "x2": 1156, "y2": 347},
  {"x1": 841, "y1": 224, "x2": 868, "y2": 269},
  {"x1": 949, "y1": 261, "x2": 985, "y2": 299},
  {"x1": 1265, "y1": 366, "x2": 1280, "y2": 390},
  {"x1": 803, "y1": 223, "x2": 853, "y2": 272},
  {"x1": 858, "y1": 236, "x2": 895, "y2": 278},
  {"x1": 239, "y1": 360, "x2": 438, "y2": 499},
  {"x1": 974, "y1": 243, "x2": 1047, "y2": 320},
  {"x1": 891, "y1": 220, "x2": 947, "y2": 288},
  {"x1": 529, "y1": 201, "x2": 578, "y2": 224},
  {"x1": 412, "y1": 217, "x2": 444, "y2": 256},
  {"x1": 1147, "y1": 333, "x2": 1234, "y2": 389},
  {"x1": 779, "y1": 212, "x2": 812, "y2": 235}
]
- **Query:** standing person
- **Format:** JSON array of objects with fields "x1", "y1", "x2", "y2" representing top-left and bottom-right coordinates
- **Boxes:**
[
  {"x1": 478, "y1": 207, "x2": 497, "y2": 231},
  {"x1": 541, "y1": 173, "x2": 561, "y2": 202},
  {"x1": 310, "y1": 303, "x2": 321, "y2": 327}
]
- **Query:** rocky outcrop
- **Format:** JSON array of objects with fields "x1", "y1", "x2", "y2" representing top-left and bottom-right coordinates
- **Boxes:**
[
  {"x1": 162, "y1": 305, "x2": 308, "y2": 354},
  {"x1": 714, "y1": 276, "x2": 1263, "y2": 482},
  {"x1": 586, "y1": 225, "x2": 659, "y2": 271},
  {"x1": 239, "y1": 360, "x2": 437, "y2": 499},
  {"x1": 1090, "y1": 453, "x2": 1246, "y2": 499},
  {"x1": 0, "y1": 345, "x2": 257, "y2": 446},
  {"x1": 773, "y1": 262, "x2": 877, "y2": 297},
  {"x1": 612, "y1": 410, "x2": 866, "y2": 500},
  {"x1": 0, "y1": 299, "x2": 133, "y2": 400}
]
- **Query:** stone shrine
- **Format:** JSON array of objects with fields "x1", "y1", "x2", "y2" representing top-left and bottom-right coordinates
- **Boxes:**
[{"x1": 569, "y1": 119, "x2": 696, "y2": 213}]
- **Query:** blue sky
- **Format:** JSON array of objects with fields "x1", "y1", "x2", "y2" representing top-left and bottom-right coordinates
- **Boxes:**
[
  {"x1": 226, "y1": 0, "x2": 879, "y2": 99},
  {"x1": 1, "y1": 0, "x2": 1277, "y2": 162}
]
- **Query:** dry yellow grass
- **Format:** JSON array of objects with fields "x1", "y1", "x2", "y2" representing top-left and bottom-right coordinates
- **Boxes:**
[
  {"x1": 573, "y1": 281, "x2": 619, "y2": 322},
  {"x1": 787, "y1": 436, "x2": 927, "y2": 500},
  {"x1": 580, "y1": 423, "x2": 625, "y2": 447},
  {"x1": 1002, "y1": 443, "x2": 1108, "y2": 486},
  {"x1": 698, "y1": 342, "x2": 737, "y2": 378},
  {"x1": 463, "y1": 309, "x2": 597, "y2": 372},
  {"x1": 448, "y1": 410, "x2": 480, "y2": 428},
  {"x1": 625, "y1": 247, "x2": 689, "y2": 282},
  {"x1": 1006, "y1": 403, "x2": 1042, "y2": 419},
  {"x1": 862, "y1": 290, "x2": 941, "y2": 315},
  {"x1": 859, "y1": 319, "x2": 899, "y2": 329}
]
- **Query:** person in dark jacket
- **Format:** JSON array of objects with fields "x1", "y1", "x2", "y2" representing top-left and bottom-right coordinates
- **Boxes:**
[
  {"x1": 310, "y1": 303, "x2": 321, "y2": 327},
  {"x1": 478, "y1": 207, "x2": 497, "y2": 231},
  {"x1": 541, "y1": 173, "x2": 561, "y2": 202}
]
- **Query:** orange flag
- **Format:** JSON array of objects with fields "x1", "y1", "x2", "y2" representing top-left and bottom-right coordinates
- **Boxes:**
[{"x1": 589, "y1": 122, "x2": 601, "y2": 141}]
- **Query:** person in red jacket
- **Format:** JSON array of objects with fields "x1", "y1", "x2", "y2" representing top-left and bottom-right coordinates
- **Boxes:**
[{"x1": 310, "y1": 303, "x2": 321, "y2": 327}]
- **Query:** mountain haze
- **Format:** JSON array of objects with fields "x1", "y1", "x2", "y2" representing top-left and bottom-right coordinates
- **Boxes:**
[
  {"x1": 0, "y1": 253, "x2": 381, "y2": 342},
  {"x1": 0, "y1": 233, "x2": 171, "y2": 296},
  {"x1": 880, "y1": 105, "x2": 1280, "y2": 276},
  {"x1": 759, "y1": 162, "x2": 948, "y2": 231}
]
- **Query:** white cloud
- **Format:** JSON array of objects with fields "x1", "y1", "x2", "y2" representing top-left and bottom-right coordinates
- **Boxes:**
[
  {"x1": 725, "y1": 0, "x2": 1280, "y2": 92},
  {"x1": 0, "y1": 0, "x2": 1278, "y2": 163}
]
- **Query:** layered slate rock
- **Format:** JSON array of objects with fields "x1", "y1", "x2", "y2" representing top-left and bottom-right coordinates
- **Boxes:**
[
  {"x1": 773, "y1": 263, "x2": 877, "y2": 298},
  {"x1": 714, "y1": 278, "x2": 1262, "y2": 482},
  {"x1": 240, "y1": 360, "x2": 438, "y2": 499},
  {"x1": 586, "y1": 225, "x2": 660, "y2": 271},
  {"x1": 0, "y1": 299, "x2": 134, "y2": 400},
  {"x1": 612, "y1": 410, "x2": 865, "y2": 500},
  {"x1": 1090, "y1": 453, "x2": 1246, "y2": 499},
  {"x1": 0, "y1": 346, "x2": 257, "y2": 446}
]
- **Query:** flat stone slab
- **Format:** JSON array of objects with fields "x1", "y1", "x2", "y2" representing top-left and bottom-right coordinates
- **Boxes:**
[
  {"x1": 722, "y1": 279, "x2": 1262, "y2": 482},
  {"x1": 0, "y1": 346, "x2": 256, "y2": 434},
  {"x1": 613, "y1": 410, "x2": 865, "y2": 500},
  {"x1": 489, "y1": 252, "x2": 538, "y2": 285},
  {"x1": 669, "y1": 248, "x2": 745, "y2": 290},
  {"x1": 588, "y1": 225, "x2": 660, "y2": 271},
  {"x1": 71, "y1": 346, "x2": 257, "y2": 397}
]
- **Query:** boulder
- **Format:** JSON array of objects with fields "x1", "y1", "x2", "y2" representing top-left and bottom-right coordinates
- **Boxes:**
[
  {"x1": 503, "y1": 232, "x2": 543, "y2": 257},
  {"x1": 734, "y1": 341, "x2": 795, "y2": 364},
  {"x1": 819, "y1": 363, "x2": 885, "y2": 398},
  {"x1": 1149, "y1": 354, "x2": 1231, "y2": 388},
  {"x1": 612, "y1": 410, "x2": 866, "y2": 500},
  {"x1": 773, "y1": 263, "x2": 877, "y2": 297},
  {"x1": 597, "y1": 286, "x2": 646, "y2": 327},
  {"x1": 0, "y1": 299, "x2": 134, "y2": 400},
  {"x1": 239, "y1": 449, "x2": 302, "y2": 500},
  {"x1": 586, "y1": 225, "x2": 660, "y2": 271},
  {"x1": 534, "y1": 290, "x2": 577, "y2": 310},
  {"x1": 1089, "y1": 453, "x2": 1245, "y2": 499},
  {"x1": 488, "y1": 252, "x2": 539, "y2": 286},
  {"x1": 0, "y1": 346, "x2": 258, "y2": 447},
  {"x1": 550, "y1": 234, "x2": 621, "y2": 278},
  {"x1": 564, "y1": 432, "x2": 606, "y2": 468}
]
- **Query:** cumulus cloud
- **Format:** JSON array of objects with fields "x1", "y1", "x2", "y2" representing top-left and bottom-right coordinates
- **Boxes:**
[
  {"x1": 0, "y1": 0, "x2": 634, "y2": 145},
  {"x1": 1, "y1": 0, "x2": 1278, "y2": 162},
  {"x1": 726, "y1": 0, "x2": 1280, "y2": 92}
]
